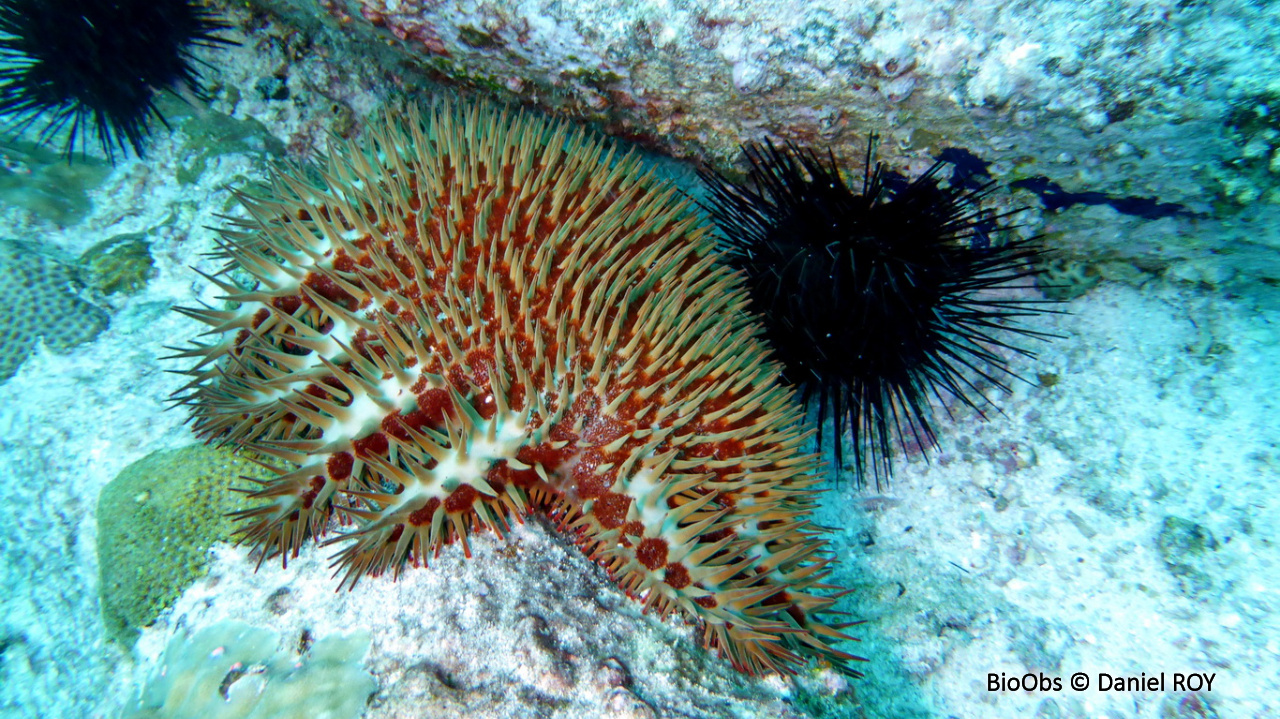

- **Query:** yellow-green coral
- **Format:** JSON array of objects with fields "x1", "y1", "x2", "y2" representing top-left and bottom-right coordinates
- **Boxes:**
[
  {"x1": 97, "y1": 445, "x2": 270, "y2": 646},
  {"x1": 78, "y1": 233, "x2": 155, "y2": 296}
]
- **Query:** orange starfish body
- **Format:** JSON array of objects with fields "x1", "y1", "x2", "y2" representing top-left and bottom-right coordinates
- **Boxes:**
[{"x1": 174, "y1": 101, "x2": 860, "y2": 676}]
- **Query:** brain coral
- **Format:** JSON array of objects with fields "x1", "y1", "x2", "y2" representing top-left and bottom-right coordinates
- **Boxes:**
[
  {"x1": 0, "y1": 239, "x2": 108, "y2": 381},
  {"x1": 97, "y1": 445, "x2": 270, "y2": 646},
  {"x1": 173, "y1": 101, "x2": 858, "y2": 675}
]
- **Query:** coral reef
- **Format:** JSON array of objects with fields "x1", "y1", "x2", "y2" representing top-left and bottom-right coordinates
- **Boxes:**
[
  {"x1": 174, "y1": 111, "x2": 287, "y2": 185},
  {"x1": 234, "y1": 0, "x2": 1280, "y2": 296},
  {"x1": 0, "y1": 239, "x2": 108, "y2": 382},
  {"x1": 174, "y1": 100, "x2": 857, "y2": 675},
  {"x1": 248, "y1": 0, "x2": 1241, "y2": 210},
  {"x1": 1211, "y1": 84, "x2": 1280, "y2": 207},
  {"x1": 122, "y1": 621, "x2": 375, "y2": 719},
  {"x1": 0, "y1": 140, "x2": 110, "y2": 224},
  {"x1": 138, "y1": 528, "x2": 855, "y2": 718},
  {"x1": 97, "y1": 445, "x2": 271, "y2": 646},
  {"x1": 1155, "y1": 515, "x2": 1220, "y2": 599},
  {"x1": 1035, "y1": 256, "x2": 1102, "y2": 301},
  {"x1": 77, "y1": 233, "x2": 156, "y2": 296}
]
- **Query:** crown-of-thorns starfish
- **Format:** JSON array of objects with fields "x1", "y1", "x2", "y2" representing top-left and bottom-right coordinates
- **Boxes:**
[{"x1": 171, "y1": 100, "x2": 862, "y2": 676}]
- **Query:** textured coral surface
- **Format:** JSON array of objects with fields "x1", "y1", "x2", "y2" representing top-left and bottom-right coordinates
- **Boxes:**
[
  {"x1": 176, "y1": 100, "x2": 855, "y2": 675},
  {"x1": 97, "y1": 444, "x2": 268, "y2": 646},
  {"x1": 122, "y1": 621, "x2": 375, "y2": 719},
  {"x1": 0, "y1": 239, "x2": 108, "y2": 381}
]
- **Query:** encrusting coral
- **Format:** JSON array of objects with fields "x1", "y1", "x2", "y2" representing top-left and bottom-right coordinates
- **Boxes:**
[
  {"x1": 173, "y1": 100, "x2": 859, "y2": 676},
  {"x1": 97, "y1": 444, "x2": 270, "y2": 646},
  {"x1": 122, "y1": 621, "x2": 375, "y2": 719},
  {"x1": 0, "y1": 239, "x2": 108, "y2": 382}
]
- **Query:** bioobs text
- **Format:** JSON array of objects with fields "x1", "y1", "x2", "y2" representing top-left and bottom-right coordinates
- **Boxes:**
[{"x1": 988, "y1": 672, "x2": 1062, "y2": 692}]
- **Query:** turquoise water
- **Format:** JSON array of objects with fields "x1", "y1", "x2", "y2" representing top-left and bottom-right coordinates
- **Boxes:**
[{"x1": 0, "y1": 1, "x2": 1278, "y2": 718}]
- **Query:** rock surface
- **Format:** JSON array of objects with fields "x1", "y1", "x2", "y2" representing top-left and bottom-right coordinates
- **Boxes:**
[
  {"x1": 126, "y1": 523, "x2": 854, "y2": 718},
  {"x1": 244, "y1": 0, "x2": 1280, "y2": 290}
]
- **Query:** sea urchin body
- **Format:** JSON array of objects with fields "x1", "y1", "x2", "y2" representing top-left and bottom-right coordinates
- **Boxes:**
[
  {"x1": 702, "y1": 142, "x2": 1056, "y2": 487},
  {"x1": 0, "y1": 0, "x2": 232, "y2": 159},
  {"x1": 173, "y1": 102, "x2": 858, "y2": 676}
]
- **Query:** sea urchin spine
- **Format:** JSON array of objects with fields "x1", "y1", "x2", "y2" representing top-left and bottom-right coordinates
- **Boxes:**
[
  {"x1": 701, "y1": 141, "x2": 1058, "y2": 487},
  {"x1": 172, "y1": 102, "x2": 860, "y2": 676},
  {"x1": 0, "y1": 0, "x2": 233, "y2": 159}
]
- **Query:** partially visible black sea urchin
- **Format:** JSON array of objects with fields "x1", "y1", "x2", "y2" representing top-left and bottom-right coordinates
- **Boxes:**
[
  {"x1": 0, "y1": 0, "x2": 233, "y2": 160},
  {"x1": 701, "y1": 141, "x2": 1059, "y2": 487}
]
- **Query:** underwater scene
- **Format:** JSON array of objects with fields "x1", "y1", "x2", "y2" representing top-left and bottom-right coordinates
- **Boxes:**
[{"x1": 0, "y1": 0, "x2": 1275, "y2": 717}]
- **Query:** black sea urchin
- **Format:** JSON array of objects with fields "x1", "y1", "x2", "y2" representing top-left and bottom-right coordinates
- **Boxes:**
[
  {"x1": 701, "y1": 141, "x2": 1058, "y2": 487},
  {"x1": 0, "y1": 0, "x2": 233, "y2": 160}
]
